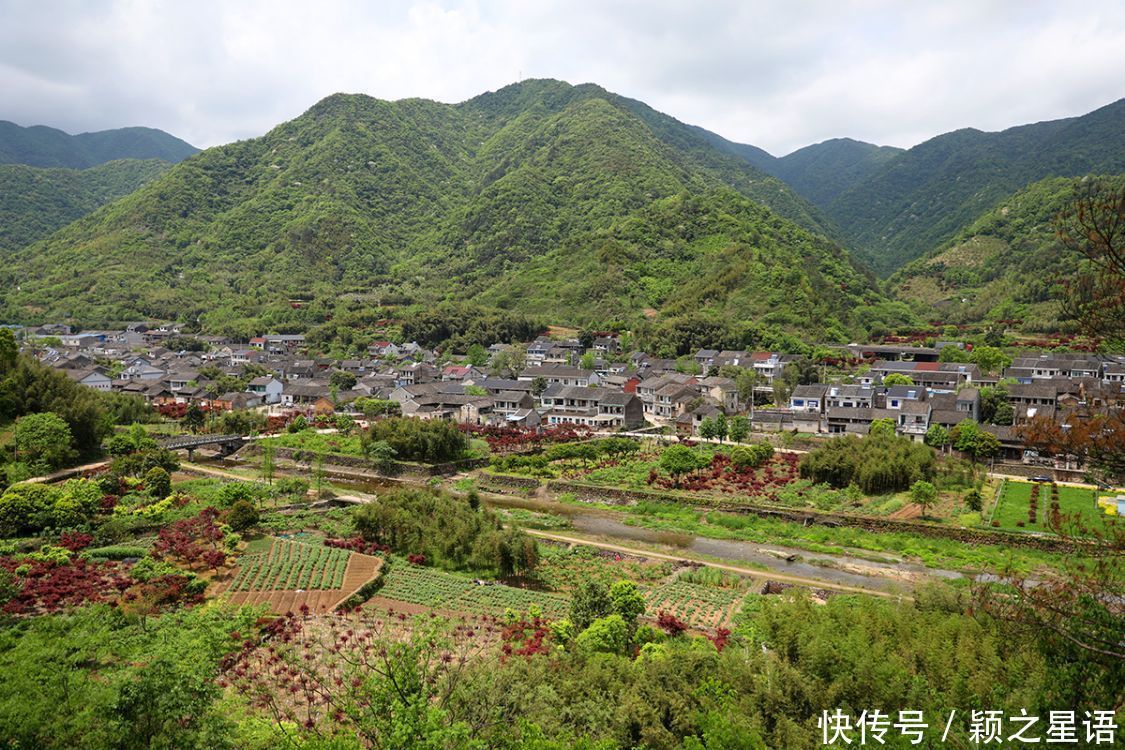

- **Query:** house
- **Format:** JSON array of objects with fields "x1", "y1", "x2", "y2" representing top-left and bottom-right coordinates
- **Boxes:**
[
  {"x1": 213, "y1": 392, "x2": 263, "y2": 410},
  {"x1": 64, "y1": 368, "x2": 113, "y2": 391},
  {"x1": 697, "y1": 376, "x2": 740, "y2": 413},
  {"x1": 789, "y1": 384, "x2": 828, "y2": 413},
  {"x1": 248, "y1": 376, "x2": 284, "y2": 404},
  {"x1": 517, "y1": 365, "x2": 599, "y2": 388},
  {"x1": 539, "y1": 385, "x2": 644, "y2": 429},
  {"x1": 825, "y1": 385, "x2": 874, "y2": 409},
  {"x1": 442, "y1": 365, "x2": 483, "y2": 382},
  {"x1": 492, "y1": 391, "x2": 536, "y2": 415}
]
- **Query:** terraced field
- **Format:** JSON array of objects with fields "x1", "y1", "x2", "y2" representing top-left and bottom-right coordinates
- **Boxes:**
[
  {"x1": 643, "y1": 580, "x2": 747, "y2": 629},
  {"x1": 224, "y1": 538, "x2": 383, "y2": 613},
  {"x1": 372, "y1": 562, "x2": 568, "y2": 617}
]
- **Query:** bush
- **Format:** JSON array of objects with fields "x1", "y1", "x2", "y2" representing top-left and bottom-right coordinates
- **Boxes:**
[
  {"x1": 82, "y1": 545, "x2": 149, "y2": 561},
  {"x1": 730, "y1": 442, "x2": 773, "y2": 468},
  {"x1": 226, "y1": 500, "x2": 259, "y2": 532},
  {"x1": 144, "y1": 467, "x2": 171, "y2": 499}
]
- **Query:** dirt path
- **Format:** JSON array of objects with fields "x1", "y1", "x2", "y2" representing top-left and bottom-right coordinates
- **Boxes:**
[
  {"x1": 524, "y1": 529, "x2": 908, "y2": 599},
  {"x1": 180, "y1": 461, "x2": 376, "y2": 503}
]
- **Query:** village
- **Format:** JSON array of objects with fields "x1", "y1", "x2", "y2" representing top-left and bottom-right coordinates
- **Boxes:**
[{"x1": 11, "y1": 321, "x2": 1125, "y2": 483}]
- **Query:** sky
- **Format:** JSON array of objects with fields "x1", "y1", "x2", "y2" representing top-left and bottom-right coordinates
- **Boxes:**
[{"x1": 1, "y1": 0, "x2": 1123, "y2": 155}]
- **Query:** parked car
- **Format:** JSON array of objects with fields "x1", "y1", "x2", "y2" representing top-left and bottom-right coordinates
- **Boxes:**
[{"x1": 1030, "y1": 475, "x2": 1052, "y2": 483}]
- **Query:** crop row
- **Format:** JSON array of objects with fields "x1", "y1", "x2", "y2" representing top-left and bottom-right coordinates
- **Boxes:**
[
  {"x1": 643, "y1": 581, "x2": 746, "y2": 628},
  {"x1": 377, "y1": 563, "x2": 568, "y2": 616},
  {"x1": 230, "y1": 539, "x2": 350, "y2": 592}
]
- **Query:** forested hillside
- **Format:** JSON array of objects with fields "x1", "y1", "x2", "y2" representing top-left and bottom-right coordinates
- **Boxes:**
[
  {"x1": 0, "y1": 121, "x2": 197, "y2": 168},
  {"x1": 890, "y1": 174, "x2": 1125, "y2": 332},
  {"x1": 0, "y1": 80, "x2": 893, "y2": 341},
  {"x1": 827, "y1": 98, "x2": 1125, "y2": 275},
  {"x1": 0, "y1": 159, "x2": 170, "y2": 253},
  {"x1": 768, "y1": 138, "x2": 903, "y2": 207}
]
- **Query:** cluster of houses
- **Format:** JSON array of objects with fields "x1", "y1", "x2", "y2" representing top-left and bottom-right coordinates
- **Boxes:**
[{"x1": 13, "y1": 323, "x2": 1125, "y2": 466}]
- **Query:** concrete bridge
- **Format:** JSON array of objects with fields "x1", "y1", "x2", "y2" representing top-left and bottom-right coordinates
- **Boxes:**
[{"x1": 159, "y1": 433, "x2": 247, "y2": 460}]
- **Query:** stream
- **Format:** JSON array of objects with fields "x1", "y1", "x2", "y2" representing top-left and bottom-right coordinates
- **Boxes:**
[{"x1": 199, "y1": 456, "x2": 965, "y2": 593}]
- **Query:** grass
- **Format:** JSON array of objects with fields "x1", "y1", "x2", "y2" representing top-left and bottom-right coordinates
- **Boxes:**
[
  {"x1": 555, "y1": 496, "x2": 1069, "y2": 574},
  {"x1": 991, "y1": 481, "x2": 1107, "y2": 533}
]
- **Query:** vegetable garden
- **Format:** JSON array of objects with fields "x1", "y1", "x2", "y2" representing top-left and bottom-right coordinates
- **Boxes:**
[{"x1": 373, "y1": 561, "x2": 568, "y2": 617}]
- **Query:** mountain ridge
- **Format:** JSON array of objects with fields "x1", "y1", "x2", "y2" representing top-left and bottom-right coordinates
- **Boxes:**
[
  {"x1": 0, "y1": 120, "x2": 198, "y2": 168},
  {"x1": 0, "y1": 79, "x2": 889, "y2": 342}
]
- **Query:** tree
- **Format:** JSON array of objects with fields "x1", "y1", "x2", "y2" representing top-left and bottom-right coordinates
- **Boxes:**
[
  {"x1": 734, "y1": 368, "x2": 760, "y2": 406},
  {"x1": 465, "y1": 344, "x2": 488, "y2": 367},
  {"x1": 924, "y1": 424, "x2": 951, "y2": 453},
  {"x1": 575, "y1": 614, "x2": 629, "y2": 655},
  {"x1": 910, "y1": 480, "x2": 937, "y2": 518},
  {"x1": 226, "y1": 500, "x2": 259, "y2": 531},
  {"x1": 728, "y1": 415, "x2": 750, "y2": 443},
  {"x1": 531, "y1": 376, "x2": 548, "y2": 397},
  {"x1": 489, "y1": 344, "x2": 527, "y2": 378},
  {"x1": 659, "y1": 444, "x2": 708, "y2": 488},
  {"x1": 143, "y1": 466, "x2": 171, "y2": 499},
  {"x1": 579, "y1": 352, "x2": 596, "y2": 370},
  {"x1": 329, "y1": 370, "x2": 357, "y2": 390},
  {"x1": 969, "y1": 345, "x2": 1011, "y2": 375},
  {"x1": 714, "y1": 412, "x2": 728, "y2": 442},
  {"x1": 13, "y1": 412, "x2": 75, "y2": 472},
  {"x1": 698, "y1": 417, "x2": 718, "y2": 441},
  {"x1": 570, "y1": 579, "x2": 612, "y2": 630},
  {"x1": 0, "y1": 329, "x2": 16, "y2": 374},
  {"x1": 882, "y1": 373, "x2": 914, "y2": 386},
  {"x1": 868, "y1": 418, "x2": 896, "y2": 438},
  {"x1": 1054, "y1": 178, "x2": 1125, "y2": 348},
  {"x1": 951, "y1": 419, "x2": 1000, "y2": 463},
  {"x1": 182, "y1": 403, "x2": 204, "y2": 433},
  {"x1": 260, "y1": 440, "x2": 275, "y2": 486},
  {"x1": 609, "y1": 580, "x2": 646, "y2": 632}
]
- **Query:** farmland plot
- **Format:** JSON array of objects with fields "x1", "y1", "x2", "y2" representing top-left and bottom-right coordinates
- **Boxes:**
[
  {"x1": 224, "y1": 538, "x2": 382, "y2": 613},
  {"x1": 643, "y1": 580, "x2": 746, "y2": 629},
  {"x1": 373, "y1": 563, "x2": 568, "y2": 617}
]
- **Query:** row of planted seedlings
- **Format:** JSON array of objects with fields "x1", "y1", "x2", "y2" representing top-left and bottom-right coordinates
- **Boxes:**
[{"x1": 230, "y1": 540, "x2": 350, "y2": 592}]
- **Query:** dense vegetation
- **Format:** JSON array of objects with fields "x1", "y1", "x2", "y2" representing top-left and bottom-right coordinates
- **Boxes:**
[
  {"x1": 352, "y1": 487, "x2": 538, "y2": 576},
  {"x1": 0, "y1": 159, "x2": 169, "y2": 253},
  {"x1": 799, "y1": 433, "x2": 936, "y2": 494},
  {"x1": 0, "y1": 120, "x2": 197, "y2": 168},
  {"x1": 760, "y1": 137, "x2": 904, "y2": 207},
  {"x1": 826, "y1": 97, "x2": 1125, "y2": 275},
  {"x1": 0, "y1": 331, "x2": 120, "y2": 484},
  {"x1": 891, "y1": 174, "x2": 1125, "y2": 332},
  {"x1": 365, "y1": 416, "x2": 469, "y2": 464},
  {"x1": 0, "y1": 80, "x2": 887, "y2": 343}
]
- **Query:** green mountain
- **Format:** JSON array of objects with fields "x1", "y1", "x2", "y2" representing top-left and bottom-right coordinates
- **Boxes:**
[
  {"x1": 826, "y1": 98, "x2": 1125, "y2": 276},
  {"x1": 689, "y1": 130, "x2": 903, "y2": 209},
  {"x1": 0, "y1": 79, "x2": 889, "y2": 341},
  {"x1": 0, "y1": 121, "x2": 197, "y2": 168},
  {"x1": 889, "y1": 174, "x2": 1125, "y2": 332},
  {"x1": 0, "y1": 159, "x2": 170, "y2": 253},
  {"x1": 769, "y1": 139, "x2": 904, "y2": 207}
]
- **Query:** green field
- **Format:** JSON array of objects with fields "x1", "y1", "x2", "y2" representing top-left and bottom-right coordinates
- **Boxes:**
[
  {"x1": 991, "y1": 481, "x2": 1105, "y2": 533},
  {"x1": 229, "y1": 539, "x2": 350, "y2": 591},
  {"x1": 375, "y1": 561, "x2": 568, "y2": 617}
]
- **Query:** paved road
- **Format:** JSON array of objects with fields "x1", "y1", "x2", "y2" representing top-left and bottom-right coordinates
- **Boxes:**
[{"x1": 524, "y1": 529, "x2": 909, "y2": 600}]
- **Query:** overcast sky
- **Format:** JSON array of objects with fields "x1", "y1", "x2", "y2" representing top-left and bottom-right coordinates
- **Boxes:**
[{"x1": 2, "y1": 0, "x2": 1123, "y2": 155}]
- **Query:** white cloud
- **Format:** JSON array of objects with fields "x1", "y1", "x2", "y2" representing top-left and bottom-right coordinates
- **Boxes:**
[{"x1": 0, "y1": 0, "x2": 1122, "y2": 154}]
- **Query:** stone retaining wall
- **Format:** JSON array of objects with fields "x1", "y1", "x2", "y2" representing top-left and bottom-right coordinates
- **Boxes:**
[{"x1": 235, "y1": 443, "x2": 486, "y2": 477}]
